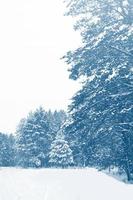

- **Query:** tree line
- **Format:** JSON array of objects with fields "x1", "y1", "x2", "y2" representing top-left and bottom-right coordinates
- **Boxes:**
[
  {"x1": 0, "y1": 108, "x2": 73, "y2": 168},
  {"x1": 0, "y1": 0, "x2": 132, "y2": 182}
]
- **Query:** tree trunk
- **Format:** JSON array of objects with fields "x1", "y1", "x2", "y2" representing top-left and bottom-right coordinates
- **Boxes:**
[{"x1": 125, "y1": 161, "x2": 132, "y2": 181}]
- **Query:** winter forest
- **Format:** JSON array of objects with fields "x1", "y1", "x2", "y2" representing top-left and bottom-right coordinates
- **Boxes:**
[{"x1": 0, "y1": 0, "x2": 133, "y2": 185}]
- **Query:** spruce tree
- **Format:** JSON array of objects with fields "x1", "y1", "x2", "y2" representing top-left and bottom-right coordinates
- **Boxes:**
[
  {"x1": 16, "y1": 107, "x2": 52, "y2": 168},
  {"x1": 49, "y1": 131, "x2": 74, "y2": 168},
  {"x1": 16, "y1": 108, "x2": 67, "y2": 168},
  {"x1": 0, "y1": 133, "x2": 15, "y2": 167}
]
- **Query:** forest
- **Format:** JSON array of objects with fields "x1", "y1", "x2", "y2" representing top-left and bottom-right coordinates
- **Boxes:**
[{"x1": 0, "y1": 0, "x2": 133, "y2": 182}]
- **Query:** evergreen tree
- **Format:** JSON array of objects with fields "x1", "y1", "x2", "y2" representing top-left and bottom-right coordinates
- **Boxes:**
[
  {"x1": 0, "y1": 133, "x2": 15, "y2": 167},
  {"x1": 47, "y1": 110, "x2": 67, "y2": 133},
  {"x1": 49, "y1": 131, "x2": 74, "y2": 168},
  {"x1": 16, "y1": 108, "x2": 67, "y2": 168},
  {"x1": 63, "y1": 0, "x2": 133, "y2": 180},
  {"x1": 16, "y1": 107, "x2": 52, "y2": 168}
]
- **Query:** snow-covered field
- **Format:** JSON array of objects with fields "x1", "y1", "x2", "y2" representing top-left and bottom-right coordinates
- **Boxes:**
[{"x1": 0, "y1": 168, "x2": 133, "y2": 200}]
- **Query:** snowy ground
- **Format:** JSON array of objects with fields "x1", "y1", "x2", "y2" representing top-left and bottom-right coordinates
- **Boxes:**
[{"x1": 0, "y1": 168, "x2": 133, "y2": 200}]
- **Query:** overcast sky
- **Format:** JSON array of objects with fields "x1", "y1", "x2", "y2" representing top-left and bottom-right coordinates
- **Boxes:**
[{"x1": 0, "y1": 0, "x2": 81, "y2": 133}]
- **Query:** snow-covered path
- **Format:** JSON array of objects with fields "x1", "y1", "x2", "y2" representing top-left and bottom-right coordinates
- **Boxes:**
[{"x1": 0, "y1": 168, "x2": 132, "y2": 200}]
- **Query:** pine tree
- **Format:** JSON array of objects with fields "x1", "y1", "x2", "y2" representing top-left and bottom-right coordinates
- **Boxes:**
[
  {"x1": 47, "y1": 110, "x2": 67, "y2": 133},
  {"x1": 16, "y1": 107, "x2": 67, "y2": 168},
  {"x1": 63, "y1": 0, "x2": 133, "y2": 180},
  {"x1": 0, "y1": 133, "x2": 15, "y2": 167},
  {"x1": 49, "y1": 131, "x2": 74, "y2": 168},
  {"x1": 16, "y1": 107, "x2": 52, "y2": 168}
]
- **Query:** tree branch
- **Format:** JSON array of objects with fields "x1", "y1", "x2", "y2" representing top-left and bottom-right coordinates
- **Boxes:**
[{"x1": 109, "y1": 46, "x2": 132, "y2": 57}]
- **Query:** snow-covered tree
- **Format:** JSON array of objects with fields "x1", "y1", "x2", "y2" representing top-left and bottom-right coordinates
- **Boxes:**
[
  {"x1": 16, "y1": 108, "x2": 67, "y2": 168},
  {"x1": 16, "y1": 107, "x2": 52, "y2": 168},
  {"x1": 49, "y1": 131, "x2": 74, "y2": 168},
  {"x1": 47, "y1": 110, "x2": 67, "y2": 133},
  {"x1": 63, "y1": 0, "x2": 133, "y2": 180},
  {"x1": 0, "y1": 133, "x2": 15, "y2": 167}
]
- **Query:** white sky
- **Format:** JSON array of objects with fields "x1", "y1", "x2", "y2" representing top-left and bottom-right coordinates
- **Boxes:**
[{"x1": 0, "y1": 0, "x2": 81, "y2": 133}]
